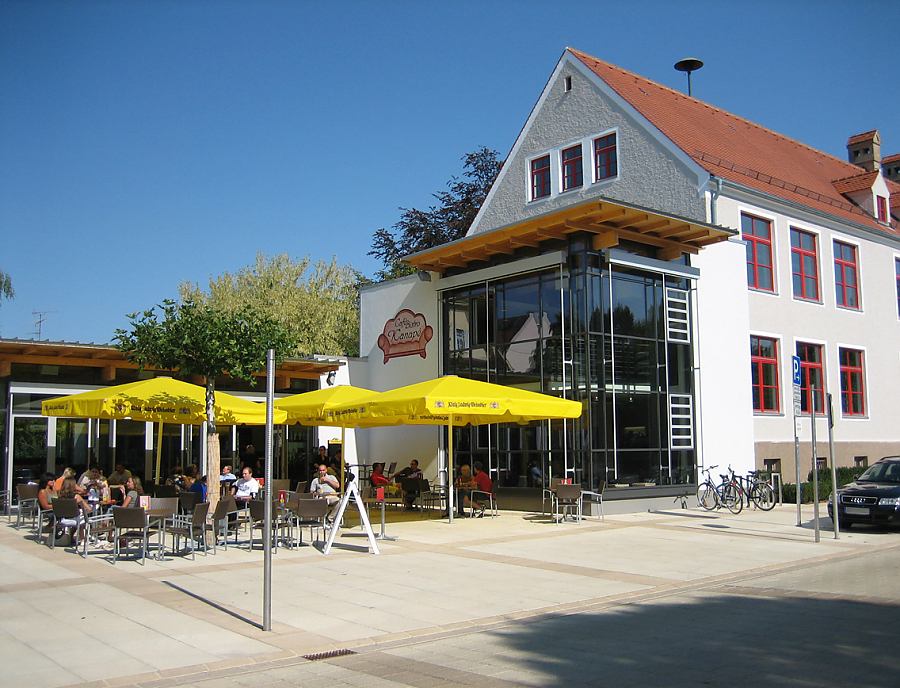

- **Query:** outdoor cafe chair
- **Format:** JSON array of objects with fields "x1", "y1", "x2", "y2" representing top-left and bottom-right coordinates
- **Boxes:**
[
  {"x1": 582, "y1": 480, "x2": 606, "y2": 521},
  {"x1": 15, "y1": 483, "x2": 39, "y2": 530},
  {"x1": 552, "y1": 483, "x2": 583, "y2": 523},
  {"x1": 82, "y1": 510, "x2": 115, "y2": 558},
  {"x1": 111, "y1": 506, "x2": 151, "y2": 565},
  {"x1": 246, "y1": 499, "x2": 287, "y2": 552},
  {"x1": 36, "y1": 502, "x2": 56, "y2": 545},
  {"x1": 178, "y1": 491, "x2": 201, "y2": 514},
  {"x1": 287, "y1": 497, "x2": 327, "y2": 547},
  {"x1": 49, "y1": 498, "x2": 81, "y2": 550},
  {"x1": 470, "y1": 482, "x2": 498, "y2": 518},
  {"x1": 417, "y1": 479, "x2": 446, "y2": 516},
  {"x1": 542, "y1": 477, "x2": 564, "y2": 515},
  {"x1": 167, "y1": 501, "x2": 210, "y2": 560},
  {"x1": 206, "y1": 496, "x2": 241, "y2": 553}
]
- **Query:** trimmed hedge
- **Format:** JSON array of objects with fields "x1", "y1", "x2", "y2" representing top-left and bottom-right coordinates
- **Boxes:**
[{"x1": 782, "y1": 466, "x2": 862, "y2": 503}]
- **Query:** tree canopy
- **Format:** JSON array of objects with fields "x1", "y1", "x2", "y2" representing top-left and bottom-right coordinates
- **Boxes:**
[
  {"x1": 179, "y1": 253, "x2": 364, "y2": 357},
  {"x1": 0, "y1": 269, "x2": 13, "y2": 305},
  {"x1": 369, "y1": 146, "x2": 502, "y2": 281}
]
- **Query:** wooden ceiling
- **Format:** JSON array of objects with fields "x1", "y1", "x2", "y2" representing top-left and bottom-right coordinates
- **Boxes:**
[
  {"x1": 0, "y1": 340, "x2": 340, "y2": 385},
  {"x1": 406, "y1": 198, "x2": 735, "y2": 274}
]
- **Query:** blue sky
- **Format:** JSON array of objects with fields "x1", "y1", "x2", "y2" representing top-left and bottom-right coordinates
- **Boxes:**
[{"x1": 2, "y1": 0, "x2": 898, "y2": 344}]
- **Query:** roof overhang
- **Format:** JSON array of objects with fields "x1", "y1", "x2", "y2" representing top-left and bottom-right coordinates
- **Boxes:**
[
  {"x1": 0, "y1": 339, "x2": 341, "y2": 385},
  {"x1": 405, "y1": 197, "x2": 735, "y2": 274}
]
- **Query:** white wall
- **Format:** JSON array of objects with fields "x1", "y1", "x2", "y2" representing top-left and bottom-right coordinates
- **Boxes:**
[
  {"x1": 692, "y1": 236, "x2": 757, "y2": 477},
  {"x1": 357, "y1": 275, "x2": 443, "y2": 480}
]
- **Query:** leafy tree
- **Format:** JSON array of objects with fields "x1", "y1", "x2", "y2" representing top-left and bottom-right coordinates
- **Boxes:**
[
  {"x1": 370, "y1": 146, "x2": 502, "y2": 281},
  {"x1": 113, "y1": 299, "x2": 297, "y2": 500},
  {"x1": 180, "y1": 253, "x2": 365, "y2": 357},
  {"x1": 0, "y1": 269, "x2": 13, "y2": 304}
]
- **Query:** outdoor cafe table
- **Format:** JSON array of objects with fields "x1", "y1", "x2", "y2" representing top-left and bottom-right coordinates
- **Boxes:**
[
  {"x1": 361, "y1": 490, "x2": 401, "y2": 541},
  {"x1": 145, "y1": 507, "x2": 176, "y2": 559}
]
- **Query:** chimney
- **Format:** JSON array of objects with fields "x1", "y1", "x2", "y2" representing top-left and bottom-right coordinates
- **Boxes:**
[
  {"x1": 847, "y1": 130, "x2": 881, "y2": 172},
  {"x1": 883, "y1": 153, "x2": 900, "y2": 183}
]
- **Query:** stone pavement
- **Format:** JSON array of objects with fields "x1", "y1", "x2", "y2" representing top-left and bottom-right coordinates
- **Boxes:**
[{"x1": 2, "y1": 504, "x2": 899, "y2": 688}]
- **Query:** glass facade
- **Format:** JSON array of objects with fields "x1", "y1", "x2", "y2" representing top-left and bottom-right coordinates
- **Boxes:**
[{"x1": 442, "y1": 235, "x2": 697, "y2": 493}]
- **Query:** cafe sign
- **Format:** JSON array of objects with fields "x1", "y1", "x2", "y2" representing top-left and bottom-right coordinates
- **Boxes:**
[{"x1": 378, "y1": 309, "x2": 433, "y2": 363}]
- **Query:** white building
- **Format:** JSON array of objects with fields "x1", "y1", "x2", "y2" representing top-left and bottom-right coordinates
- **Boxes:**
[{"x1": 356, "y1": 48, "x2": 900, "y2": 510}]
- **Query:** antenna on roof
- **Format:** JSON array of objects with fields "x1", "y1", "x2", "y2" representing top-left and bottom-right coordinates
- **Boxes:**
[
  {"x1": 674, "y1": 58, "x2": 703, "y2": 97},
  {"x1": 30, "y1": 310, "x2": 56, "y2": 340}
]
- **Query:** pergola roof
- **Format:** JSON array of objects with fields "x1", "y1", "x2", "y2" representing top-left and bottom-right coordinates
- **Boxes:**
[{"x1": 405, "y1": 197, "x2": 735, "y2": 274}]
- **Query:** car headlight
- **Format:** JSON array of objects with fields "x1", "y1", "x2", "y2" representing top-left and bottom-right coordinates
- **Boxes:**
[{"x1": 878, "y1": 497, "x2": 900, "y2": 506}]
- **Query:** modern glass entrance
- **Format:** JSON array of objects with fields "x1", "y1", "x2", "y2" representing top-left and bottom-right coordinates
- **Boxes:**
[{"x1": 441, "y1": 237, "x2": 698, "y2": 495}]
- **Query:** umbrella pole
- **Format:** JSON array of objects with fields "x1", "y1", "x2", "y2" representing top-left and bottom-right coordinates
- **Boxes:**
[
  {"x1": 448, "y1": 417, "x2": 454, "y2": 524},
  {"x1": 340, "y1": 426, "x2": 345, "y2": 490},
  {"x1": 155, "y1": 422, "x2": 163, "y2": 484}
]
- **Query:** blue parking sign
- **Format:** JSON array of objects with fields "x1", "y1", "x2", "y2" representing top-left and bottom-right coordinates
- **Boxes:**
[{"x1": 792, "y1": 356, "x2": 802, "y2": 386}]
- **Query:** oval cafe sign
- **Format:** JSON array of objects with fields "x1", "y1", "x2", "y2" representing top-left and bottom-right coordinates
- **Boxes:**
[{"x1": 378, "y1": 309, "x2": 433, "y2": 363}]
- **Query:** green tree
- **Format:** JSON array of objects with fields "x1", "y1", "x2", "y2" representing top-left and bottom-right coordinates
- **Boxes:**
[
  {"x1": 370, "y1": 146, "x2": 502, "y2": 281},
  {"x1": 180, "y1": 253, "x2": 364, "y2": 357},
  {"x1": 113, "y1": 299, "x2": 297, "y2": 499},
  {"x1": 0, "y1": 269, "x2": 13, "y2": 304}
]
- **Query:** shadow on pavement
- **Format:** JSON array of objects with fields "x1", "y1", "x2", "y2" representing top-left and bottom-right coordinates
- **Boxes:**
[{"x1": 485, "y1": 593, "x2": 900, "y2": 687}]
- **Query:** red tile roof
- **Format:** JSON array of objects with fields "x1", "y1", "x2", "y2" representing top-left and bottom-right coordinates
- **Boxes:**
[
  {"x1": 832, "y1": 171, "x2": 880, "y2": 195},
  {"x1": 569, "y1": 49, "x2": 899, "y2": 237},
  {"x1": 883, "y1": 152, "x2": 900, "y2": 165},
  {"x1": 847, "y1": 130, "x2": 880, "y2": 145}
]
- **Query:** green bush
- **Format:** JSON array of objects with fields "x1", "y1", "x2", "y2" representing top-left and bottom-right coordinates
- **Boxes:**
[{"x1": 783, "y1": 467, "x2": 859, "y2": 503}]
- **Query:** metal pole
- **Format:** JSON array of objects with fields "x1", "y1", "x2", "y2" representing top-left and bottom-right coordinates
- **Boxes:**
[
  {"x1": 794, "y1": 418, "x2": 801, "y2": 526},
  {"x1": 262, "y1": 349, "x2": 275, "y2": 631},
  {"x1": 810, "y1": 385, "x2": 820, "y2": 543},
  {"x1": 448, "y1": 416, "x2": 455, "y2": 524},
  {"x1": 827, "y1": 394, "x2": 839, "y2": 539}
]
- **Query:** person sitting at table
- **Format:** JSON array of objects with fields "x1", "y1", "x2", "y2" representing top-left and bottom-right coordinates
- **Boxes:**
[
  {"x1": 468, "y1": 461, "x2": 493, "y2": 517},
  {"x1": 58, "y1": 476, "x2": 93, "y2": 545},
  {"x1": 370, "y1": 463, "x2": 400, "y2": 495},
  {"x1": 168, "y1": 466, "x2": 188, "y2": 492},
  {"x1": 118, "y1": 475, "x2": 144, "y2": 508},
  {"x1": 310, "y1": 463, "x2": 341, "y2": 525},
  {"x1": 220, "y1": 464, "x2": 238, "y2": 484},
  {"x1": 189, "y1": 474, "x2": 208, "y2": 502},
  {"x1": 448, "y1": 464, "x2": 478, "y2": 517},
  {"x1": 54, "y1": 467, "x2": 79, "y2": 492},
  {"x1": 231, "y1": 467, "x2": 259, "y2": 503},
  {"x1": 78, "y1": 465, "x2": 107, "y2": 496},
  {"x1": 391, "y1": 460, "x2": 424, "y2": 510},
  {"x1": 107, "y1": 462, "x2": 132, "y2": 487},
  {"x1": 37, "y1": 472, "x2": 57, "y2": 511},
  {"x1": 183, "y1": 464, "x2": 198, "y2": 491}
]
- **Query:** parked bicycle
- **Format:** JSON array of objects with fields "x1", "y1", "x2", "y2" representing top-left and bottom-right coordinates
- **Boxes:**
[
  {"x1": 744, "y1": 470, "x2": 776, "y2": 511},
  {"x1": 697, "y1": 465, "x2": 743, "y2": 514}
]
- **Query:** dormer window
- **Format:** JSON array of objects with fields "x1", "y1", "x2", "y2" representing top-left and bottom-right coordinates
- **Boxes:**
[{"x1": 877, "y1": 195, "x2": 888, "y2": 223}]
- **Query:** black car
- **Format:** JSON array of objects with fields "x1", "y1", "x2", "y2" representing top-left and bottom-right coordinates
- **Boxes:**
[{"x1": 828, "y1": 457, "x2": 900, "y2": 529}]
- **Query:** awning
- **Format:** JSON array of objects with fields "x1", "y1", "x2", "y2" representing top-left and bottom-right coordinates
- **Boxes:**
[{"x1": 405, "y1": 197, "x2": 735, "y2": 274}]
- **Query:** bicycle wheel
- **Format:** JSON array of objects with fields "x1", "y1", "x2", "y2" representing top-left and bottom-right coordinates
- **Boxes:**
[
  {"x1": 697, "y1": 483, "x2": 717, "y2": 510},
  {"x1": 750, "y1": 483, "x2": 776, "y2": 511},
  {"x1": 722, "y1": 483, "x2": 743, "y2": 514}
]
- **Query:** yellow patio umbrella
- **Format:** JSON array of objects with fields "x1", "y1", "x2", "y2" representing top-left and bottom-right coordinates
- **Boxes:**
[
  {"x1": 327, "y1": 376, "x2": 583, "y2": 522},
  {"x1": 275, "y1": 385, "x2": 381, "y2": 486},
  {"x1": 42, "y1": 376, "x2": 287, "y2": 481}
]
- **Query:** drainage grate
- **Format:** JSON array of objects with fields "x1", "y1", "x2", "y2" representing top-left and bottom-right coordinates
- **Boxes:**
[{"x1": 302, "y1": 649, "x2": 357, "y2": 662}]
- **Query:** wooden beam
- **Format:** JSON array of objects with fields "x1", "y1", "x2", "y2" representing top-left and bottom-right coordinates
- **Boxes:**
[
  {"x1": 631, "y1": 218, "x2": 673, "y2": 233},
  {"x1": 565, "y1": 219, "x2": 604, "y2": 234},
  {"x1": 0, "y1": 360, "x2": 10, "y2": 377},
  {"x1": 100, "y1": 366, "x2": 116, "y2": 382},
  {"x1": 592, "y1": 232, "x2": 620, "y2": 250},
  {"x1": 535, "y1": 227, "x2": 566, "y2": 240},
  {"x1": 509, "y1": 235, "x2": 542, "y2": 248},
  {"x1": 656, "y1": 223, "x2": 692, "y2": 238},
  {"x1": 436, "y1": 255, "x2": 467, "y2": 268},
  {"x1": 485, "y1": 242, "x2": 515, "y2": 255},
  {"x1": 657, "y1": 246, "x2": 684, "y2": 261},
  {"x1": 616, "y1": 227, "x2": 698, "y2": 254}
]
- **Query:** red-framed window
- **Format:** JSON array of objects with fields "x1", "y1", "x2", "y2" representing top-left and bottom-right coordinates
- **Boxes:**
[
  {"x1": 797, "y1": 342, "x2": 825, "y2": 415},
  {"x1": 839, "y1": 348, "x2": 866, "y2": 416},
  {"x1": 750, "y1": 336, "x2": 780, "y2": 413},
  {"x1": 790, "y1": 228, "x2": 819, "y2": 301},
  {"x1": 833, "y1": 241, "x2": 859, "y2": 309},
  {"x1": 561, "y1": 145, "x2": 583, "y2": 191},
  {"x1": 593, "y1": 134, "x2": 617, "y2": 181},
  {"x1": 530, "y1": 155, "x2": 551, "y2": 200},
  {"x1": 896, "y1": 258, "x2": 900, "y2": 318},
  {"x1": 741, "y1": 213, "x2": 774, "y2": 292},
  {"x1": 877, "y1": 195, "x2": 888, "y2": 223}
]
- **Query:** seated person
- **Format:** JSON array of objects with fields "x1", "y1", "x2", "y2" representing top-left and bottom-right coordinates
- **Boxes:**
[
  {"x1": 220, "y1": 464, "x2": 238, "y2": 483},
  {"x1": 450, "y1": 464, "x2": 478, "y2": 517},
  {"x1": 183, "y1": 464, "x2": 198, "y2": 490},
  {"x1": 309, "y1": 463, "x2": 341, "y2": 525},
  {"x1": 77, "y1": 465, "x2": 107, "y2": 499},
  {"x1": 118, "y1": 476, "x2": 144, "y2": 508},
  {"x1": 58, "y1": 477, "x2": 93, "y2": 545},
  {"x1": 391, "y1": 460, "x2": 424, "y2": 510},
  {"x1": 168, "y1": 465, "x2": 187, "y2": 492},
  {"x1": 232, "y1": 467, "x2": 260, "y2": 503},
  {"x1": 54, "y1": 467, "x2": 79, "y2": 493},
  {"x1": 370, "y1": 463, "x2": 400, "y2": 495},
  {"x1": 189, "y1": 474, "x2": 208, "y2": 502},
  {"x1": 106, "y1": 462, "x2": 132, "y2": 486},
  {"x1": 37, "y1": 472, "x2": 57, "y2": 511},
  {"x1": 469, "y1": 461, "x2": 493, "y2": 516}
]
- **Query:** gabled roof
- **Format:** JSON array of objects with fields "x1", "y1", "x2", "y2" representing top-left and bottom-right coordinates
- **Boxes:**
[
  {"x1": 832, "y1": 171, "x2": 880, "y2": 195},
  {"x1": 569, "y1": 49, "x2": 899, "y2": 237}
]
